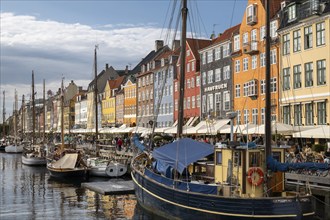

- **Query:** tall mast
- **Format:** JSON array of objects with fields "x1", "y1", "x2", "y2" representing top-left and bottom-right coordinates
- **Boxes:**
[
  {"x1": 264, "y1": 0, "x2": 272, "y2": 194},
  {"x1": 2, "y1": 91, "x2": 6, "y2": 141},
  {"x1": 61, "y1": 78, "x2": 64, "y2": 150},
  {"x1": 22, "y1": 95, "x2": 25, "y2": 140},
  {"x1": 14, "y1": 90, "x2": 18, "y2": 145},
  {"x1": 32, "y1": 71, "x2": 36, "y2": 145},
  {"x1": 177, "y1": 0, "x2": 188, "y2": 138},
  {"x1": 94, "y1": 45, "x2": 99, "y2": 156},
  {"x1": 43, "y1": 79, "x2": 46, "y2": 142}
]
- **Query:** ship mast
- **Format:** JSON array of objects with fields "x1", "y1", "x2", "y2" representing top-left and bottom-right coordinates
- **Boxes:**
[
  {"x1": 61, "y1": 77, "x2": 64, "y2": 150},
  {"x1": 94, "y1": 45, "x2": 99, "y2": 157},
  {"x1": 177, "y1": 0, "x2": 188, "y2": 138},
  {"x1": 43, "y1": 79, "x2": 46, "y2": 142},
  {"x1": 32, "y1": 71, "x2": 36, "y2": 145},
  {"x1": 264, "y1": 0, "x2": 272, "y2": 195},
  {"x1": 21, "y1": 95, "x2": 25, "y2": 140},
  {"x1": 2, "y1": 91, "x2": 6, "y2": 142}
]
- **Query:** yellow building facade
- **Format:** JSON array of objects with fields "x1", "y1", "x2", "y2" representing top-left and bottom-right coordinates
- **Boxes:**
[
  {"x1": 279, "y1": 8, "x2": 330, "y2": 126},
  {"x1": 233, "y1": 0, "x2": 281, "y2": 127},
  {"x1": 123, "y1": 78, "x2": 136, "y2": 126}
]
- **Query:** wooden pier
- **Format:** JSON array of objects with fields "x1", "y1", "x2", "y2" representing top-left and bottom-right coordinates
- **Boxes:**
[{"x1": 82, "y1": 179, "x2": 134, "y2": 195}]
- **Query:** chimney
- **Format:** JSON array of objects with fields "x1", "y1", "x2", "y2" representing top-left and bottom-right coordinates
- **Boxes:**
[
  {"x1": 125, "y1": 65, "x2": 129, "y2": 74},
  {"x1": 105, "y1": 63, "x2": 109, "y2": 70},
  {"x1": 172, "y1": 40, "x2": 180, "y2": 51},
  {"x1": 155, "y1": 40, "x2": 164, "y2": 51}
]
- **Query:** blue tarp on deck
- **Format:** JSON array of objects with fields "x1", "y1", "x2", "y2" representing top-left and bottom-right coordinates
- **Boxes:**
[{"x1": 152, "y1": 138, "x2": 214, "y2": 174}]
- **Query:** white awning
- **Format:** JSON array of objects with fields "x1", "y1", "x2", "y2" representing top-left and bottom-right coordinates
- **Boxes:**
[
  {"x1": 196, "y1": 119, "x2": 230, "y2": 134},
  {"x1": 292, "y1": 125, "x2": 330, "y2": 139}
]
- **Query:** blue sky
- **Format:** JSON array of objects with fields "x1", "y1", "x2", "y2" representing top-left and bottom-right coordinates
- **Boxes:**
[{"x1": 0, "y1": 0, "x2": 247, "y2": 116}]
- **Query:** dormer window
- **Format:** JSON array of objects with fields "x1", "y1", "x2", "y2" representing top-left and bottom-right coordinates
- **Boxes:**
[
  {"x1": 288, "y1": 4, "x2": 296, "y2": 21},
  {"x1": 246, "y1": 4, "x2": 257, "y2": 25},
  {"x1": 161, "y1": 58, "x2": 165, "y2": 67}
]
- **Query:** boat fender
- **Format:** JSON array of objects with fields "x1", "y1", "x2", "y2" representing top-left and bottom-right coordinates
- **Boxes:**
[{"x1": 247, "y1": 167, "x2": 264, "y2": 186}]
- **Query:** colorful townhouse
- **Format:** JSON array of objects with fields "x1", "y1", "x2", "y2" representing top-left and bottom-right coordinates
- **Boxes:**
[
  {"x1": 232, "y1": 0, "x2": 282, "y2": 128},
  {"x1": 278, "y1": 0, "x2": 330, "y2": 129},
  {"x1": 123, "y1": 75, "x2": 137, "y2": 127},
  {"x1": 136, "y1": 40, "x2": 169, "y2": 128},
  {"x1": 101, "y1": 76, "x2": 125, "y2": 127},
  {"x1": 74, "y1": 91, "x2": 87, "y2": 129},
  {"x1": 154, "y1": 41, "x2": 180, "y2": 128},
  {"x1": 174, "y1": 38, "x2": 211, "y2": 123},
  {"x1": 199, "y1": 24, "x2": 240, "y2": 122}
]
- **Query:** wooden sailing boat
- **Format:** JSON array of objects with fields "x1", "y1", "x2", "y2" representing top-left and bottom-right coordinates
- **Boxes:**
[
  {"x1": 47, "y1": 77, "x2": 89, "y2": 180},
  {"x1": 87, "y1": 45, "x2": 128, "y2": 178},
  {"x1": 0, "y1": 90, "x2": 7, "y2": 151},
  {"x1": 22, "y1": 72, "x2": 47, "y2": 166},
  {"x1": 130, "y1": 0, "x2": 324, "y2": 219},
  {"x1": 5, "y1": 90, "x2": 24, "y2": 153}
]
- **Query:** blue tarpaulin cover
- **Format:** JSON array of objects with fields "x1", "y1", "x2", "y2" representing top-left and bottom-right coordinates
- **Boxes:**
[{"x1": 152, "y1": 138, "x2": 214, "y2": 174}]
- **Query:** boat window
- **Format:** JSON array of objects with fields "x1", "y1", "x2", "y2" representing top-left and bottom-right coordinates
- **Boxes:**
[
  {"x1": 234, "y1": 151, "x2": 241, "y2": 166},
  {"x1": 249, "y1": 152, "x2": 261, "y2": 167},
  {"x1": 273, "y1": 152, "x2": 281, "y2": 163},
  {"x1": 216, "y1": 151, "x2": 222, "y2": 165}
]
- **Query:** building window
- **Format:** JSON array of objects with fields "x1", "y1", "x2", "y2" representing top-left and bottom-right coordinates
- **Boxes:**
[
  {"x1": 215, "y1": 68, "x2": 221, "y2": 82},
  {"x1": 223, "y1": 66, "x2": 230, "y2": 80},
  {"x1": 187, "y1": 63, "x2": 190, "y2": 72},
  {"x1": 192, "y1": 96, "x2": 195, "y2": 108},
  {"x1": 305, "y1": 62, "x2": 313, "y2": 87},
  {"x1": 317, "y1": 59, "x2": 326, "y2": 85},
  {"x1": 260, "y1": 52, "x2": 265, "y2": 67},
  {"x1": 260, "y1": 79, "x2": 265, "y2": 94},
  {"x1": 236, "y1": 110, "x2": 241, "y2": 125},
  {"x1": 243, "y1": 32, "x2": 249, "y2": 45},
  {"x1": 282, "y1": 68, "x2": 290, "y2": 91},
  {"x1": 283, "y1": 106, "x2": 290, "y2": 125},
  {"x1": 207, "y1": 50, "x2": 213, "y2": 63},
  {"x1": 187, "y1": 97, "x2": 190, "y2": 110},
  {"x1": 244, "y1": 109, "x2": 249, "y2": 124},
  {"x1": 283, "y1": 33, "x2": 290, "y2": 55},
  {"x1": 270, "y1": 77, "x2": 277, "y2": 92},
  {"x1": 293, "y1": 30, "x2": 301, "y2": 52},
  {"x1": 202, "y1": 72, "x2": 207, "y2": 85},
  {"x1": 234, "y1": 35, "x2": 240, "y2": 51},
  {"x1": 243, "y1": 58, "x2": 249, "y2": 71},
  {"x1": 202, "y1": 95, "x2": 207, "y2": 113},
  {"x1": 187, "y1": 79, "x2": 191, "y2": 89},
  {"x1": 252, "y1": 108, "x2": 258, "y2": 124},
  {"x1": 288, "y1": 4, "x2": 296, "y2": 21},
  {"x1": 260, "y1": 26, "x2": 265, "y2": 40},
  {"x1": 215, "y1": 93, "x2": 221, "y2": 114},
  {"x1": 270, "y1": 20, "x2": 278, "y2": 38},
  {"x1": 207, "y1": 94, "x2": 214, "y2": 113},
  {"x1": 191, "y1": 61, "x2": 195, "y2": 71},
  {"x1": 201, "y1": 52, "x2": 206, "y2": 64},
  {"x1": 252, "y1": 55, "x2": 257, "y2": 69},
  {"x1": 223, "y1": 91, "x2": 230, "y2": 111},
  {"x1": 197, "y1": 95, "x2": 201, "y2": 108},
  {"x1": 196, "y1": 76, "x2": 200, "y2": 87},
  {"x1": 215, "y1": 47, "x2": 220, "y2": 60},
  {"x1": 316, "y1": 22, "x2": 325, "y2": 46},
  {"x1": 294, "y1": 104, "x2": 302, "y2": 126},
  {"x1": 175, "y1": 99, "x2": 178, "y2": 111},
  {"x1": 208, "y1": 70, "x2": 214, "y2": 84},
  {"x1": 317, "y1": 102, "x2": 326, "y2": 125},
  {"x1": 305, "y1": 103, "x2": 313, "y2": 125},
  {"x1": 304, "y1": 26, "x2": 313, "y2": 49},
  {"x1": 235, "y1": 60, "x2": 240, "y2": 73},
  {"x1": 243, "y1": 82, "x2": 249, "y2": 96},
  {"x1": 293, "y1": 64, "x2": 302, "y2": 89},
  {"x1": 175, "y1": 82, "x2": 178, "y2": 92},
  {"x1": 270, "y1": 49, "x2": 277, "y2": 64},
  {"x1": 235, "y1": 84, "x2": 240, "y2": 98},
  {"x1": 261, "y1": 108, "x2": 265, "y2": 124},
  {"x1": 246, "y1": 4, "x2": 257, "y2": 24},
  {"x1": 223, "y1": 43, "x2": 230, "y2": 57}
]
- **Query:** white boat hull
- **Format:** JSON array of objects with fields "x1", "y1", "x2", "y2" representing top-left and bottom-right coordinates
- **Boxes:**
[
  {"x1": 22, "y1": 155, "x2": 47, "y2": 166},
  {"x1": 87, "y1": 158, "x2": 127, "y2": 177},
  {"x1": 5, "y1": 145, "x2": 24, "y2": 153}
]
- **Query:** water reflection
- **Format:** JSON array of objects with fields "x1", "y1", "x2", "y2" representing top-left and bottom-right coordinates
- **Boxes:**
[{"x1": 0, "y1": 152, "x2": 154, "y2": 220}]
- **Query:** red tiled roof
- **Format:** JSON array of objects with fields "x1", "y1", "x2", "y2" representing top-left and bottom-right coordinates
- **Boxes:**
[{"x1": 108, "y1": 76, "x2": 125, "y2": 90}]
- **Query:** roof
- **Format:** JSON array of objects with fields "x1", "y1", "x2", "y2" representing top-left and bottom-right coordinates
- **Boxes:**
[
  {"x1": 108, "y1": 76, "x2": 125, "y2": 91},
  {"x1": 212, "y1": 24, "x2": 241, "y2": 44}
]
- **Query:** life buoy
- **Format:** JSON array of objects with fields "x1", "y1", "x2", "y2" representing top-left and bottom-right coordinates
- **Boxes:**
[{"x1": 247, "y1": 167, "x2": 264, "y2": 186}]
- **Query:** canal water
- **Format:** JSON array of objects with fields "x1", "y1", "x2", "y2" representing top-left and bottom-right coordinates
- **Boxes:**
[{"x1": 0, "y1": 152, "x2": 159, "y2": 220}]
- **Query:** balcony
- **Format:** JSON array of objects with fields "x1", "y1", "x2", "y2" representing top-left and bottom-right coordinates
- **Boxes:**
[{"x1": 243, "y1": 41, "x2": 259, "y2": 55}]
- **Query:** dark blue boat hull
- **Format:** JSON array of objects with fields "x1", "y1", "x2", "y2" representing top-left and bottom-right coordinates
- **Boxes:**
[{"x1": 131, "y1": 169, "x2": 314, "y2": 220}]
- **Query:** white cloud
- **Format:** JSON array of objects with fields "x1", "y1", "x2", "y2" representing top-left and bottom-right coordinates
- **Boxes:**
[{"x1": 0, "y1": 12, "x2": 163, "y2": 116}]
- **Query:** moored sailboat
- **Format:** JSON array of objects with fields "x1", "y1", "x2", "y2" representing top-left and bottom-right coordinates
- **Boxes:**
[
  {"x1": 47, "y1": 78, "x2": 89, "y2": 180},
  {"x1": 22, "y1": 71, "x2": 47, "y2": 166},
  {"x1": 130, "y1": 1, "x2": 326, "y2": 219}
]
